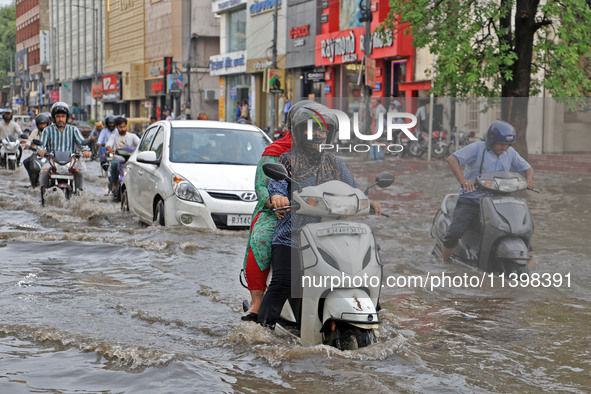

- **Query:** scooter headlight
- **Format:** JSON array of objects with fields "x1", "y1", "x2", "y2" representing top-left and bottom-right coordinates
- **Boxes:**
[
  {"x1": 494, "y1": 177, "x2": 527, "y2": 192},
  {"x1": 301, "y1": 196, "x2": 328, "y2": 211},
  {"x1": 323, "y1": 193, "x2": 359, "y2": 215},
  {"x1": 172, "y1": 174, "x2": 203, "y2": 203}
]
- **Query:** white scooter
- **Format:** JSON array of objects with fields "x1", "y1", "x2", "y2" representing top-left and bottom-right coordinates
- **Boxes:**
[
  {"x1": 1, "y1": 134, "x2": 26, "y2": 170},
  {"x1": 262, "y1": 163, "x2": 394, "y2": 350}
]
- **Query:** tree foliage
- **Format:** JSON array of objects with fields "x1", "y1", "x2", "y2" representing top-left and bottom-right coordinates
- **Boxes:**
[
  {"x1": 379, "y1": 0, "x2": 591, "y2": 97},
  {"x1": 0, "y1": 4, "x2": 16, "y2": 98},
  {"x1": 377, "y1": 0, "x2": 591, "y2": 157}
]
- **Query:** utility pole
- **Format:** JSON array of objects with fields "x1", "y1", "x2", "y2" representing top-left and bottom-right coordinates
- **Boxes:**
[
  {"x1": 360, "y1": 0, "x2": 372, "y2": 159},
  {"x1": 271, "y1": 0, "x2": 278, "y2": 131},
  {"x1": 185, "y1": 0, "x2": 192, "y2": 118}
]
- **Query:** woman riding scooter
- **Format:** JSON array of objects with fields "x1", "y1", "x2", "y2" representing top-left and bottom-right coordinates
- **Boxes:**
[
  {"x1": 256, "y1": 105, "x2": 382, "y2": 330},
  {"x1": 241, "y1": 100, "x2": 318, "y2": 321}
]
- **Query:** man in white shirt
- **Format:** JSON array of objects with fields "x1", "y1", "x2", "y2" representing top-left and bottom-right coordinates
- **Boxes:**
[
  {"x1": 0, "y1": 108, "x2": 23, "y2": 167},
  {"x1": 106, "y1": 117, "x2": 140, "y2": 193}
]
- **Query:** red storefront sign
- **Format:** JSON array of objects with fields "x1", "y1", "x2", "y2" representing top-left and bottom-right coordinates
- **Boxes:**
[
  {"x1": 290, "y1": 24, "x2": 310, "y2": 39},
  {"x1": 50, "y1": 91, "x2": 59, "y2": 103},
  {"x1": 152, "y1": 80, "x2": 164, "y2": 94},
  {"x1": 102, "y1": 73, "x2": 119, "y2": 93},
  {"x1": 315, "y1": 27, "x2": 413, "y2": 66}
]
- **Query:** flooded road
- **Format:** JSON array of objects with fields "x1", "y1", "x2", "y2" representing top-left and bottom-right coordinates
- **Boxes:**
[{"x1": 1, "y1": 154, "x2": 590, "y2": 392}]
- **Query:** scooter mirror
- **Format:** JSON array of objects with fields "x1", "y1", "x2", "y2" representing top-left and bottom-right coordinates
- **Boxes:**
[
  {"x1": 375, "y1": 171, "x2": 395, "y2": 188},
  {"x1": 80, "y1": 138, "x2": 91, "y2": 146},
  {"x1": 262, "y1": 162, "x2": 289, "y2": 181},
  {"x1": 20, "y1": 133, "x2": 29, "y2": 139},
  {"x1": 32, "y1": 139, "x2": 43, "y2": 146}
]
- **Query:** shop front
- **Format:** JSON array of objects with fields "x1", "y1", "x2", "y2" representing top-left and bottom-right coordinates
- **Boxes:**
[{"x1": 210, "y1": 51, "x2": 249, "y2": 122}]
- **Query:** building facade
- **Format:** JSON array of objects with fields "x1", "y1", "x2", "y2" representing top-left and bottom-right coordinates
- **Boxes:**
[
  {"x1": 15, "y1": 0, "x2": 50, "y2": 115},
  {"x1": 48, "y1": 0, "x2": 105, "y2": 120}
]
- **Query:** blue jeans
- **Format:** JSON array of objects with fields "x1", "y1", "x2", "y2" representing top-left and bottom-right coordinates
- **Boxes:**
[{"x1": 109, "y1": 159, "x2": 121, "y2": 184}]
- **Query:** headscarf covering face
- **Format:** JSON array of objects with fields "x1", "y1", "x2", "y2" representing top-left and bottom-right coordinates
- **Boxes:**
[{"x1": 280, "y1": 105, "x2": 339, "y2": 184}]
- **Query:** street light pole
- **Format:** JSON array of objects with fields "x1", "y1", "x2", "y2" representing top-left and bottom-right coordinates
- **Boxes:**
[{"x1": 271, "y1": 0, "x2": 278, "y2": 130}]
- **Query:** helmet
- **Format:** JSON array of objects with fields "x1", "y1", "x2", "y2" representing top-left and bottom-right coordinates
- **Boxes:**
[
  {"x1": 104, "y1": 115, "x2": 116, "y2": 131},
  {"x1": 485, "y1": 120, "x2": 516, "y2": 149},
  {"x1": 50, "y1": 102, "x2": 70, "y2": 122},
  {"x1": 286, "y1": 100, "x2": 317, "y2": 131},
  {"x1": 2, "y1": 108, "x2": 12, "y2": 120},
  {"x1": 35, "y1": 113, "x2": 51, "y2": 128},
  {"x1": 291, "y1": 104, "x2": 337, "y2": 150}
]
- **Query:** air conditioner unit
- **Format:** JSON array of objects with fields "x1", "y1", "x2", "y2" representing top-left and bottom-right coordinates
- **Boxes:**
[{"x1": 204, "y1": 89, "x2": 219, "y2": 102}]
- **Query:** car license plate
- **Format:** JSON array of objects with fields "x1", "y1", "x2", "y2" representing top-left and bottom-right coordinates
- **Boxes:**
[
  {"x1": 227, "y1": 214, "x2": 252, "y2": 226},
  {"x1": 51, "y1": 174, "x2": 74, "y2": 180}
]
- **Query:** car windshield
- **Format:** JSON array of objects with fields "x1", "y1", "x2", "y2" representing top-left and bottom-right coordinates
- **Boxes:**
[{"x1": 169, "y1": 127, "x2": 269, "y2": 165}]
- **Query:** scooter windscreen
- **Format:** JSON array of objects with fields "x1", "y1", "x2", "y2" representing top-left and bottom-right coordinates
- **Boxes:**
[{"x1": 476, "y1": 171, "x2": 527, "y2": 193}]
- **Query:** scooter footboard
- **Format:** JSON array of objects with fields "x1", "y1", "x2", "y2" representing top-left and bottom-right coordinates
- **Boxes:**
[
  {"x1": 322, "y1": 289, "x2": 379, "y2": 328},
  {"x1": 495, "y1": 238, "x2": 530, "y2": 261}
]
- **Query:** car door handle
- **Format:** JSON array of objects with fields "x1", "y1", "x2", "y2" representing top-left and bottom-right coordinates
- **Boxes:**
[{"x1": 138, "y1": 169, "x2": 143, "y2": 176}]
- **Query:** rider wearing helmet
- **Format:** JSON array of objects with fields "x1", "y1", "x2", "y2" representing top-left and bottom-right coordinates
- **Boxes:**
[
  {"x1": 0, "y1": 108, "x2": 24, "y2": 167},
  {"x1": 256, "y1": 104, "x2": 382, "y2": 329},
  {"x1": 38, "y1": 102, "x2": 91, "y2": 190},
  {"x1": 440, "y1": 120, "x2": 535, "y2": 262},
  {"x1": 22, "y1": 113, "x2": 52, "y2": 187},
  {"x1": 97, "y1": 114, "x2": 117, "y2": 167}
]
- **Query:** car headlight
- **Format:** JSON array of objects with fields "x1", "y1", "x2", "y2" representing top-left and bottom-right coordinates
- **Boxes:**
[{"x1": 172, "y1": 174, "x2": 203, "y2": 203}]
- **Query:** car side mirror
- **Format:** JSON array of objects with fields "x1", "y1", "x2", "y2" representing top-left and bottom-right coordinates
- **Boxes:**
[{"x1": 137, "y1": 151, "x2": 160, "y2": 165}]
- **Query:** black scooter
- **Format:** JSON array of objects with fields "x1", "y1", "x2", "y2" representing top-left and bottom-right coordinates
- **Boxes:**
[{"x1": 431, "y1": 171, "x2": 537, "y2": 274}]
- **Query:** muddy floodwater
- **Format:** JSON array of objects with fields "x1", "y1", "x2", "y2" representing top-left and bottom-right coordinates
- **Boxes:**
[{"x1": 1, "y1": 153, "x2": 589, "y2": 392}]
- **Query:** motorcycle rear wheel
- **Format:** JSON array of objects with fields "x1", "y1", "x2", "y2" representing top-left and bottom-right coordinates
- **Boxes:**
[
  {"x1": 432, "y1": 141, "x2": 449, "y2": 158},
  {"x1": 408, "y1": 141, "x2": 423, "y2": 157}
]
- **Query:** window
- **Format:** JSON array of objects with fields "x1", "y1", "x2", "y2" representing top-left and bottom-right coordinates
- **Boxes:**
[
  {"x1": 227, "y1": 8, "x2": 246, "y2": 52},
  {"x1": 138, "y1": 126, "x2": 158, "y2": 152},
  {"x1": 151, "y1": 128, "x2": 164, "y2": 161}
]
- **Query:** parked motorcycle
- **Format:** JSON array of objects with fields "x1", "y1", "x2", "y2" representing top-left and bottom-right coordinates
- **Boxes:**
[
  {"x1": 1, "y1": 133, "x2": 27, "y2": 170},
  {"x1": 408, "y1": 130, "x2": 449, "y2": 159},
  {"x1": 431, "y1": 170, "x2": 538, "y2": 274},
  {"x1": 447, "y1": 127, "x2": 478, "y2": 155},
  {"x1": 261, "y1": 163, "x2": 394, "y2": 350},
  {"x1": 112, "y1": 147, "x2": 136, "y2": 202}
]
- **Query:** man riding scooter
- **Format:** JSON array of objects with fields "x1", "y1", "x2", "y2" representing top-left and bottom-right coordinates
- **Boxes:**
[
  {"x1": 38, "y1": 102, "x2": 91, "y2": 190},
  {"x1": 0, "y1": 108, "x2": 24, "y2": 167},
  {"x1": 440, "y1": 120, "x2": 535, "y2": 262},
  {"x1": 98, "y1": 115, "x2": 117, "y2": 171},
  {"x1": 23, "y1": 113, "x2": 51, "y2": 187},
  {"x1": 105, "y1": 117, "x2": 140, "y2": 196}
]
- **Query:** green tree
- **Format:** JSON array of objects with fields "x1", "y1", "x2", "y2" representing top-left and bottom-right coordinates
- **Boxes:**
[
  {"x1": 378, "y1": 0, "x2": 591, "y2": 157},
  {"x1": 0, "y1": 4, "x2": 16, "y2": 105}
]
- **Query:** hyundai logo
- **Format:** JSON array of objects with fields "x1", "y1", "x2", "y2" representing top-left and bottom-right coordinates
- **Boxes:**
[{"x1": 240, "y1": 192, "x2": 257, "y2": 202}]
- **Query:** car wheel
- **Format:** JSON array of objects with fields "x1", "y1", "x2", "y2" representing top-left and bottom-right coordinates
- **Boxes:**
[
  {"x1": 121, "y1": 188, "x2": 129, "y2": 211},
  {"x1": 154, "y1": 199, "x2": 165, "y2": 226}
]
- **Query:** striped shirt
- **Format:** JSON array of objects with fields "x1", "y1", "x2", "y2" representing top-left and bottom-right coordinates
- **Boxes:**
[{"x1": 40, "y1": 124, "x2": 86, "y2": 154}]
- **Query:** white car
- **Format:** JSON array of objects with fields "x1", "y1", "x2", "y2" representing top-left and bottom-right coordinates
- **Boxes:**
[{"x1": 121, "y1": 120, "x2": 272, "y2": 229}]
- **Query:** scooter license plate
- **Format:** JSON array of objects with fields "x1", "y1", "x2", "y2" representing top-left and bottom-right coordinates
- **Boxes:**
[
  {"x1": 227, "y1": 214, "x2": 251, "y2": 226},
  {"x1": 317, "y1": 226, "x2": 367, "y2": 236},
  {"x1": 51, "y1": 174, "x2": 74, "y2": 180}
]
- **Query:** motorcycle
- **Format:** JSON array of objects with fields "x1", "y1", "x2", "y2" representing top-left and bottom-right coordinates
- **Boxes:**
[
  {"x1": 40, "y1": 151, "x2": 82, "y2": 206},
  {"x1": 431, "y1": 170, "x2": 538, "y2": 274},
  {"x1": 261, "y1": 163, "x2": 394, "y2": 350},
  {"x1": 1, "y1": 133, "x2": 27, "y2": 170},
  {"x1": 112, "y1": 147, "x2": 135, "y2": 202},
  {"x1": 447, "y1": 127, "x2": 477, "y2": 155},
  {"x1": 408, "y1": 129, "x2": 449, "y2": 159}
]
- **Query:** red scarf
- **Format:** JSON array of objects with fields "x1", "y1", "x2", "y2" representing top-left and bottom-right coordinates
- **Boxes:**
[{"x1": 262, "y1": 132, "x2": 292, "y2": 157}]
